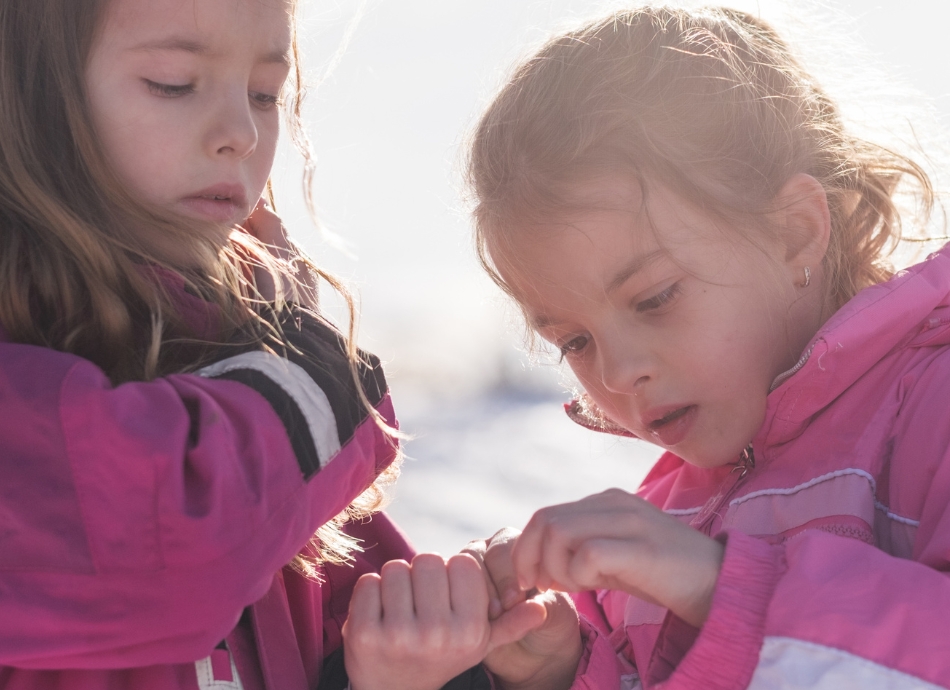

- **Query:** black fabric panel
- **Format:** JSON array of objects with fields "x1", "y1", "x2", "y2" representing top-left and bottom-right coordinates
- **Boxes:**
[
  {"x1": 201, "y1": 304, "x2": 389, "y2": 473},
  {"x1": 318, "y1": 648, "x2": 491, "y2": 690},
  {"x1": 441, "y1": 665, "x2": 493, "y2": 690},
  {"x1": 318, "y1": 647, "x2": 348, "y2": 690},
  {"x1": 211, "y1": 368, "x2": 322, "y2": 479},
  {"x1": 272, "y1": 307, "x2": 388, "y2": 446}
]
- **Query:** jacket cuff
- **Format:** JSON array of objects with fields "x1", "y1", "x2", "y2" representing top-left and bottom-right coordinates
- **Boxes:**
[{"x1": 650, "y1": 530, "x2": 785, "y2": 690}]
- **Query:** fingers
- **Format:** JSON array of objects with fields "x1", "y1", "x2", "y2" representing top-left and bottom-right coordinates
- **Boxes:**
[
  {"x1": 460, "y1": 538, "x2": 502, "y2": 618},
  {"x1": 446, "y1": 553, "x2": 489, "y2": 621},
  {"x1": 510, "y1": 490, "x2": 725, "y2": 627},
  {"x1": 344, "y1": 554, "x2": 494, "y2": 690},
  {"x1": 464, "y1": 528, "x2": 524, "y2": 618},
  {"x1": 486, "y1": 597, "x2": 547, "y2": 651},
  {"x1": 410, "y1": 554, "x2": 451, "y2": 622},
  {"x1": 346, "y1": 572, "x2": 383, "y2": 632},
  {"x1": 482, "y1": 590, "x2": 582, "y2": 688},
  {"x1": 511, "y1": 489, "x2": 653, "y2": 592},
  {"x1": 370, "y1": 554, "x2": 491, "y2": 644},
  {"x1": 242, "y1": 198, "x2": 287, "y2": 247},
  {"x1": 483, "y1": 528, "x2": 524, "y2": 612}
]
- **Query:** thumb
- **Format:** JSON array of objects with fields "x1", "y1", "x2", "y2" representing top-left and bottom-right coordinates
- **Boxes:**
[{"x1": 486, "y1": 598, "x2": 547, "y2": 652}]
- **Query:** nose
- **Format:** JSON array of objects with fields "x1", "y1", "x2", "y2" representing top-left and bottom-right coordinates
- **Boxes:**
[
  {"x1": 597, "y1": 336, "x2": 653, "y2": 395},
  {"x1": 205, "y1": 87, "x2": 258, "y2": 160}
]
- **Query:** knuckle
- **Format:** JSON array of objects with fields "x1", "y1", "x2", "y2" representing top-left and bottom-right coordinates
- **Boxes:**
[
  {"x1": 387, "y1": 623, "x2": 419, "y2": 653},
  {"x1": 602, "y1": 487, "x2": 633, "y2": 504},
  {"x1": 381, "y1": 559, "x2": 410, "y2": 577},
  {"x1": 447, "y1": 552, "x2": 478, "y2": 574},
  {"x1": 418, "y1": 625, "x2": 448, "y2": 652},
  {"x1": 412, "y1": 553, "x2": 447, "y2": 575},
  {"x1": 462, "y1": 538, "x2": 487, "y2": 556},
  {"x1": 490, "y1": 526, "x2": 521, "y2": 542},
  {"x1": 344, "y1": 625, "x2": 380, "y2": 654}
]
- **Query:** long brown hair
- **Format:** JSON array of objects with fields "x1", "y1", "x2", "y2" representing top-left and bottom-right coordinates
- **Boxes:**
[
  {"x1": 0, "y1": 0, "x2": 397, "y2": 569},
  {"x1": 467, "y1": 6, "x2": 936, "y2": 315}
]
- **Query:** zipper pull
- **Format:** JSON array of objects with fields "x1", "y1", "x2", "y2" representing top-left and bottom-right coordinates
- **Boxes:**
[
  {"x1": 689, "y1": 445, "x2": 755, "y2": 534},
  {"x1": 738, "y1": 444, "x2": 755, "y2": 475}
]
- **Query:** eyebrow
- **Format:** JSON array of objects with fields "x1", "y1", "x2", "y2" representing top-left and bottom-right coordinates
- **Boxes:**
[
  {"x1": 529, "y1": 249, "x2": 666, "y2": 330},
  {"x1": 606, "y1": 249, "x2": 665, "y2": 292},
  {"x1": 130, "y1": 37, "x2": 291, "y2": 66}
]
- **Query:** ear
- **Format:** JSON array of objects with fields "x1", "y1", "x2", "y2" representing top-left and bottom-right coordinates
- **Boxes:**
[{"x1": 771, "y1": 173, "x2": 831, "y2": 274}]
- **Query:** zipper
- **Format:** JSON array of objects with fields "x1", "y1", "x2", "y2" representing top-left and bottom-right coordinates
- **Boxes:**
[
  {"x1": 689, "y1": 445, "x2": 755, "y2": 535},
  {"x1": 770, "y1": 342, "x2": 816, "y2": 392}
]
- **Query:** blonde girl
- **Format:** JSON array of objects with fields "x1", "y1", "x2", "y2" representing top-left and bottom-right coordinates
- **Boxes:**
[
  {"x1": 464, "y1": 7, "x2": 950, "y2": 690},
  {"x1": 0, "y1": 1, "x2": 521, "y2": 689}
]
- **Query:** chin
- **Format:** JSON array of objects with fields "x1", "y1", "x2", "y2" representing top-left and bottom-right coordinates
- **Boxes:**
[{"x1": 679, "y1": 447, "x2": 743, "y2": 469}]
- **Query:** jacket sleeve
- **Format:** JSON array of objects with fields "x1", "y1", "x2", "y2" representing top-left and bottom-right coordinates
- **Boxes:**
[
  {"x1": 638, "y1": 373, "x2": 950, "y2": 690},
  {"x1": 638, "y1": 526, "x2": 950, "y2": 690},
  {"x1": 0, "y1": 310, "x2": 398, "y2": 670}
]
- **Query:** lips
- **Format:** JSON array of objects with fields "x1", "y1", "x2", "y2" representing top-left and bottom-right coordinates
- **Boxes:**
[
  {"x1": 181, "y1": 183, "x2": 248, "y2": 223},
  {"x1": 645, "y1": 404, "x2": 697, "y2": 447}
]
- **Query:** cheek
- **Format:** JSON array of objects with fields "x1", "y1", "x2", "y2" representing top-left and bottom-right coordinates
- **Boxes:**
[
  {"x1": 570, "y1": 363, "x2": 623, "y2": 413},
  {"x1": 250, "y1": 115, "x2": 281, "y2": 182}
]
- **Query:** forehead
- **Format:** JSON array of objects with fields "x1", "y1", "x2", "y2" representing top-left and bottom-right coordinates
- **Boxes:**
[
  {"x1": 97, "y1": 0, "x2": 293, "y2": 56},
  {"x1": 491, "y1": 179, "x2": 650, "y2": 274},
  {"x1": 489, "y1": 178, "x2": 746, "y2": 309}
]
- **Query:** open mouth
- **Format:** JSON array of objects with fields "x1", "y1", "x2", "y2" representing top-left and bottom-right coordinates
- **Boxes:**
[
  {"x1": 181, "y1": 193, "x2": 244, "y2": 223},
  {"x1": 646, "y1": 405, "x2": 697, "y2": 447},
  {"x1": 649, "y1": 406, "x2": 693, "y2": 430}
]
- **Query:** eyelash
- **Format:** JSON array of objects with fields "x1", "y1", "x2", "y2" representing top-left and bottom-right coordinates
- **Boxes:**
[
  {"x1": 555, "y1": 282, "x2": 682, "y2": 362},
  {"x1": 145, "y1": 80, "x2": 194, "y2": 97},
  {"x1": 635, "y1": 281, "x2": 681, "y2": 313},
  {"x1": 558, "y1": 335, "x2": 589, "y2": 362},
  {"x1": 144, "y1": 80, "x2": 283, "y2": 109},
  {"x1": 250, "y1": 92, "x2": 283, "y2": 110}
]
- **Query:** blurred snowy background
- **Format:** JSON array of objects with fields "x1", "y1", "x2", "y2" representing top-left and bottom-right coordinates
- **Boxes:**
[{"x1": 270, "y1": 0, "x2": 950, "y2": 554}]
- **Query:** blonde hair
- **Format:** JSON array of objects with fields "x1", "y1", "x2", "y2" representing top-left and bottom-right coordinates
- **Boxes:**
[
  {"x1": 467, "y1": 6, "x2": 935, "y2": 315},
  {"x1": 0, "y1": 0, "x2": 397, "y2": 570}
]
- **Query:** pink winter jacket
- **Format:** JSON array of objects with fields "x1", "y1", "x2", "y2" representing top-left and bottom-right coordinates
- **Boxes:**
[
  {"x1": 568, "y1": 244, "x2": 950, "y2": 689},
  {"x1": 0, "y1": 293, "x2": 412, "y2": 689}
]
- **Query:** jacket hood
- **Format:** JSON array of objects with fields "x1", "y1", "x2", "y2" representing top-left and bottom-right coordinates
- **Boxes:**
[{"x1": 566, "y1": 244, "x2": 950, "y2": 445}]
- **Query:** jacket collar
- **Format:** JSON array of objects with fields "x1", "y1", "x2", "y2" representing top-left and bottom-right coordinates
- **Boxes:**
[{"x1": 762, "y1": 244, "x2": 950, "y2": 447}]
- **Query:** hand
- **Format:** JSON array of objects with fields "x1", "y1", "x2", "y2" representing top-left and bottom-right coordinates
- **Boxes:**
[
  {"x1": 342, "y1": 553, "x2": 493, "y2": 690},
  {"x1": 512, "y1": 488, "x2": 724, "y2": 627},
  {"x1": 240, "y1": 199, "x2": 318, "y2": 308},
  {"x1": 464, "y1": 530, "x2": 582, "y2": 690}
]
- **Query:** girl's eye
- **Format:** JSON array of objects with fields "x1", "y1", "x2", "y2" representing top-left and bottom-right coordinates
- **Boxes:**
[
  {"x1": 144, "y1": 80, "x2": 194, "y2": 97},
  {"x1": 558, "y1": 335, "x2": 590, "y2": 362},
  {"x1": 636, "y1": 282, "x2": 681, "y2": 313},
  {"x1": 250, "y1": 92, "x2": 282, "y2": 110}
]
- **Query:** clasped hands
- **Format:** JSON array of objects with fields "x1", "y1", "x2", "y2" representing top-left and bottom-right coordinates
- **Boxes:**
[{"x1": 342, "y1": 489, "x2": 725, "y2": 690}]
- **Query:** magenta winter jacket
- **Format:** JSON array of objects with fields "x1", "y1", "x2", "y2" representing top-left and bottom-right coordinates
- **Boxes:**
[
  {"x1": 567, "y1": 245, "x2": 950, "y2": 689},
  {"x1": 0, "y1": 289, "x2": 412, "y2": 689}
]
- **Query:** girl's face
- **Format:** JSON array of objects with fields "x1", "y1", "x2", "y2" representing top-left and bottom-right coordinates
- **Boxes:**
[
  {"x1": 496, "y1": 179, "x2": 818, "y2": 469},
  {"x1": 85, "y1": 0, "x2": 293, "y2": 228}
]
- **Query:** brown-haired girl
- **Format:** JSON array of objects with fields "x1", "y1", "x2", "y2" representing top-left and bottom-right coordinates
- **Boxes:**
[
  {"x1": 465, "y1": 6, "x2": 950, "y2": 690},
  {"x1": 0, "y1": 1, "x2": 522, "y2": 688}
]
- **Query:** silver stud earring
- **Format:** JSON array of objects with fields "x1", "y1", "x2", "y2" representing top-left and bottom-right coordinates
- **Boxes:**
[{"x1": 801, "y1": 266, "x2": 811, "y2": 288}]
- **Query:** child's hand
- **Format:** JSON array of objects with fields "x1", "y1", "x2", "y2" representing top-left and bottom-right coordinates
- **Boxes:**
[
  {"x1": 342, "y1": 553, "x2": 493, "y2": 690},
  {"x1": 464, "y1": 530, "x2": 583, "y2": 690},
  {"x1": 240, "y1": 199, "x2": 317, "y2": 308},
  {"x1": 513, "y1": 489, "x2": 724, "y2": 627}
]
